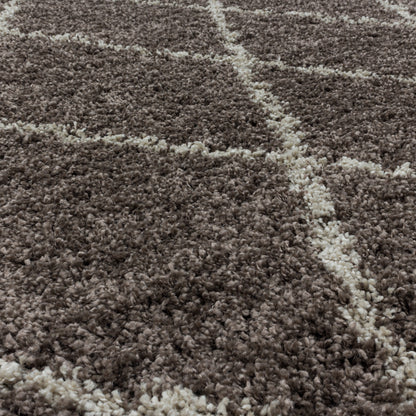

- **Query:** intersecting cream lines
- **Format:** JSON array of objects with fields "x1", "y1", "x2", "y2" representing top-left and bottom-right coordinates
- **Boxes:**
[
  {"x1": 333, "y1": 157, "x2": 416, "y2": 179},
  {"x1": 129, "y1": 0, "x2": 209, "y2": 12},
  {"x1": 4, "y1": 24, "x2": 416, "y2": 85},
  {"x1": 208, "y1": 0, "x2": 416, "y2": 409},
  {"x1": 261, "y1": 57, "x2": 416, "y2": 85},
  {"x1": 0, "y1": 119, "x2": 415, "y2": 413},
  {"x1": 131, "y1": 0, "x2": 416, "y2": 28},
  {"x1": 1, "y1": 0, "x2": 416, "y2": 413},
  {"x1": 0, "y1": 0, "x2": 19, "y2": 30},
  {"x1": 0, "y1": 119, "x2": 269, "y2": 160},
  {"x1": 375, "y1": 0, "x2": 416, "y2": 24},
  {"x1": 1, "y1": 1, "x2": 416, "y2": 85},
  {"x1": 3, "y1": 25, "x2": 416, "y2": 86},
  {"x1": 0, "y1": 358, "x2": 227, "y2": 416},
  {"x1": 2, "y1": 119, "x2": 415, "y2": 182},
  {"x1": 283, "y1": 9, "x2": 410, "y2": 28},
  {"x1": 0, "y1": 2, "x2": 238, "y2": 414},
  {"x1": 129, "y1": 0, "x2": 270, "y2": 15}
]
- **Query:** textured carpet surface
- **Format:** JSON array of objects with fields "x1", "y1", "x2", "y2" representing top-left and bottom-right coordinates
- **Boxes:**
[{"x1": 1, "y1": 0, "x2": 416, "y2": 415}]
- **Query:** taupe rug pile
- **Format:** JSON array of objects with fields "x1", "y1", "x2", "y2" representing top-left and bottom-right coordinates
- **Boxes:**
[{"x1": 1, "y1": 0, "x2": 416, "y2": 414}]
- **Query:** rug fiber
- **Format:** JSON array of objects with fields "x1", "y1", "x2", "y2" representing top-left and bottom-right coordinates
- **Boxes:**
[{"x1": 1, "y1": 0, "x2": 416, "y2": 415}]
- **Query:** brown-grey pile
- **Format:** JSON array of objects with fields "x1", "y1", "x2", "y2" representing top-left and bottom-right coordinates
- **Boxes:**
[{"x1": 0, "y1": 0, "x2": 416, "y2": 415}]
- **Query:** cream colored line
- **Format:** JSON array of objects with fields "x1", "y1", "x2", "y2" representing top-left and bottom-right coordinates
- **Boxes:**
[
  {"x1": 128, "y1": 0, "x2": 208, "y2": 11},
  {"x1": 16, "y1": 120, "x2": 410, "y2": 178},
  {"x1": 129, "y1": 0, "x2": 270, "y2": 15},
  {"x1": 2, "y1": 23, "x2": 416, "y2": 85},
  {"x1": 0, "y1": 120, "x2": 268, "y2": 160},
  {"x1": 334, "y1": 157, "x2": 416, "y2": 179},
  {"x1": 130, "y1": 0, "x2": 416, "y2": 25},
  {"x1": 208, "y1": 0, "x2": 416, "y2": 403},
  {"x1": 6, "y1": 123, "x2": 414, "y2": 179},
  {"x1": 1, "y1": 25, "x2": 231, "y2": 64},
  {"x1": 2, "y1": 0, "x2": 416, "y2": 87},
  {"x1": 0, "y1": 358, "x2": 224, "y2": 415},
  {"x1": 262, "y1": 57, "x2": 416, "y2": 85},
  {"x1": 1, "y1": 26, "x2": 175, "y2": 57},
  {"x1": 222, "y1": 5, "x2": 270, "y2": 16},
  {"x1": 1, "y1": 1, "x2": 416, "y2": 408},
  {"x1": 283, "y1": 10, "x2": 412, "y2": 28},
  {"x1": 0, "y1": 0, "x2": 20, "y2": 31},
  {"x1": 375, "y1": 0, "x2": 416, "y2": 24},
  {"x1": 1, "y1": 118, "x2": 413, "y2": 410}
]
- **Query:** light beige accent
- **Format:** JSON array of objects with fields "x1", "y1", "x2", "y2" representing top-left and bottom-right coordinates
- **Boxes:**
[
  {"x1": 2, "y1": 16, "x2": 416, "y2": 85},
  {"x1": 334, "y1": 157, "x2": 416, "y2": 178},
  {"x1": 0, "y1": 358, "x2": 224, "y2": 416},
  {"x1": 208, "y1": 0, "x2": 416, "y2": 405},
  {"x1": 375, "y1": 0, "x2": 416, "y2": 24}
]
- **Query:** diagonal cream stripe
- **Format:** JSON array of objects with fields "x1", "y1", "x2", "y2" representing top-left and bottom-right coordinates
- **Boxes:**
[
  {"x1": 0, "y1": 120, "x2": 268, "y2": 159},
  {"x1": 129, "y1": 0, "x2": 270, "y2": 15},
  {"x1": 0, "y1": 0, "x2": 415, "y2": 411},
  {"x1": 1, "y1": 119, "x2": 290, "y2": 415},
  {"x1": 375, "y1": 0, "x2": 416, "y2": 24},
  {"x1": 2, "y1": 117, "x2": 415, "y2": 412},
  {"x1": 0, "y1": 120, "x2": 414, "y2": 413},
  {"x1": 1, "y1": 25, "x2": 234, "y2": 67},
  {"x1": 0, "y1": 358, "x2": 225, "y2": 415},
  {"x1": 2, "y1": 24, "x2": 416, "y2": 86},
  {"x1": 0, "y1": 25, "x2": 221, "y2": 60},
  {"x1": 262, "y1": 58, "x2": 416, "y2": 85},
  {"x1": 208, "y1": 0, "x2": 416, "y2": 408},
  {"x1": 2, "y1": 120, "x2": 414, "y2": 180},
  {"x1": 0, "y1": 0, "x2": 19, "y2": 31},
  {"x1": 131, "y1": 0, "x2": 416, "y2": 29},
  {"x1": 333, "y1": 157, "x2": 416, "y2": 179},
  {"x1": 3, "y1": 1, "x2": 416, "y2": 87},
  {"x1": 129, "y1": 0, "x2": 208, "y2": 11},
  {"x1": 283, "y1": 10, "x2": 409, "y2": 28}
]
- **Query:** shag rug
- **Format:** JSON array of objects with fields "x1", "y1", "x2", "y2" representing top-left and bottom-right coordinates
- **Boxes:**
[{"x1": 1, "y1": 0, "x2": 416, "y2": 415}]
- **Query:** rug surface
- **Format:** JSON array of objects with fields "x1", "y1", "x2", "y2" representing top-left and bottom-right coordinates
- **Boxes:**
[{"x1": 1, "y1": 0, "x2": 416, "y2": 415}]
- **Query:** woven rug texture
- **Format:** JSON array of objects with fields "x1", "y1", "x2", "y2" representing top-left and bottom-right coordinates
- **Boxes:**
[{"x1": 1, "y1": 0, "x2": 416, "y2": 415}]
